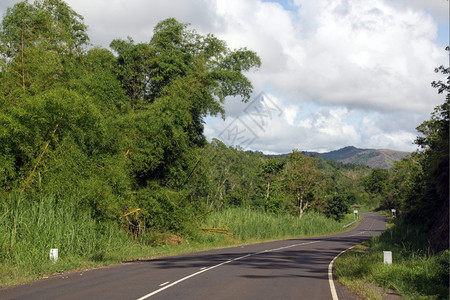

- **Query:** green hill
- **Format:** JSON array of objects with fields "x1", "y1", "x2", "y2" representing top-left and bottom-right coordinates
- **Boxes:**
[{"x1": 306, "y1": 146, "x2": 410, "y2": 169}]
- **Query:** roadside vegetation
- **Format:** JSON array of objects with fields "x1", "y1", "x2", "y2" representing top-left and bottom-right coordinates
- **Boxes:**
[
  {"x1": 335, "y1": 221, "x2": 449, "y2": 300},
  {"x1": 0, "y1": 195, "x2": 356, "y2": 287},
  {"x1": 335, "y1": 52, "x2": 449, "y2": 299}
]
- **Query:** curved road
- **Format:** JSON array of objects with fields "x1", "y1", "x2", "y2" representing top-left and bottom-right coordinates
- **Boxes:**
[{"x1": 0, "y1": 213, "x2": 385, "y2": 300}]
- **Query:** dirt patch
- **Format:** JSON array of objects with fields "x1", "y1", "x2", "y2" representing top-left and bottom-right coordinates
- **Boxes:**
[
  {"x1": 356, "y1": 281, "x2": 403, "y2": 300},
  {"x1": 163, "y1": 234, "x2": 183, "y2": 245},
  {"x1": 367, "y1": 282, "x2": 402, "y2": 300}
]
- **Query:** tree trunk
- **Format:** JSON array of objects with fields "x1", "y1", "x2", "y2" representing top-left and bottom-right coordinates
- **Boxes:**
[
  {"x1": 298, "y1": 188, "x2": 308, "y2": 218},
  {"x1": 297, "y1": 188, "x2": 302, "y2": 218},
  {"x1": 266, "y1": 181, "x2": 270, "y2": 204}
]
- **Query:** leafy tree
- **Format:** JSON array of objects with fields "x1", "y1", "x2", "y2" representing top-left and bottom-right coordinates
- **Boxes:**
[
  {"x1": 430, "y1": 46, "x2": 450, "y2": 99},
  {"x1": 260, "y1": 158, "x2": 285, "y2": 209},
  {"x1": 415, "y1": 101, "x2": 449, "y2": 203},
  {"x1": 73, "y1": 47, "x2": 129, "y2": 113},
  {"x1": 285, "y1": 150, "x2": 324, "y2": 218},
  {"x1": 385, "y1": 155, "x2": 421, "y2": 212},
  {"x1": 325, "y1": 195, "x2": 351, "y2": 222},
  {"x1": 0, "y1": 0, "x2": 88, "y2": 94},
  {"x1": 362, "y1": 168, "x2": 389, "y2": 195},
  {"x1": 418, "y1": 46, "x2": 449, "y2": 206},
  {"x1": 111, "y1": 19, "x2": 260, "y2": 143},
  {"x1": 148, "y1": 18, "x2": 260, "y2": 106},
  {"x1": 109, "y1": 38, "x2": 152, "y2": 110},
  {"x1": 195, "y1": 140, "x2": 265, "y2": 209},
  {"x1": 381, "y1": 47, "x2": 449, "y2": 252},
  {"x1": 111, "y1": 18, "x2": 261, "y2": 189},
  {"x1": 410, "y1": 55, "x2": 449, "y2": 251}
]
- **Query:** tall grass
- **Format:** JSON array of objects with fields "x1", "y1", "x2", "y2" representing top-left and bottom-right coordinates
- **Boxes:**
[
  {"x1": 0, "y1": 196, "x2": 357, "y2": 288},
  {"x1": 200, "y1": 207, "x2": 350, "y2": 241},
  {"x1": 334, "y1": 220, "x2": 449, "y2": 300},
  {"x1": 0, "y1": 191, "x2": 131, "y2": 286}
]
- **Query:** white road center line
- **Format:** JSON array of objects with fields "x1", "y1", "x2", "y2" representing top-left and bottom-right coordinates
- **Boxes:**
[
  {"x1": 136, "y1": 240, "x2": 321, "y2": 299},
  {"x1": 137, "y1": 216, "x2": 379, "y2": 300}
]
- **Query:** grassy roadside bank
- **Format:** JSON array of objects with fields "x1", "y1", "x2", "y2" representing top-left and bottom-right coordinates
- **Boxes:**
[
  {"x1": 334, "y1": 218, "x2": 449, "y2": 300},
  {"x1": 0, "y1": 197, "x2": 357, "y2": 288}
]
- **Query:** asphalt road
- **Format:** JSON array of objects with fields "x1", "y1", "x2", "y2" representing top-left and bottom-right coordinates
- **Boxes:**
[{"x1": 0, "y1": 212, "x2": 386, "y2": 300}]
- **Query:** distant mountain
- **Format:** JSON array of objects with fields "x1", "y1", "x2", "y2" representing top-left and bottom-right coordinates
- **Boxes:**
[
  {"x1": 305, "y1": 146, "x2": 410, "y2": 169},
  {"x1": 318, "y1": 146, "x2": 370, "y2": 161}
]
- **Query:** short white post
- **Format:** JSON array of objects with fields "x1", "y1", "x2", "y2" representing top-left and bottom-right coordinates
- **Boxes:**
[
  {"x1": 50, "y1": 248, "x2": 58, "y2": 263},
  {"x1": 383, "y1": 251, "x2": 392, "y2": 265},
  {"x1": 353, "y1": 210, "x2": 358, "y2": 219},
  {"x1": 391, "y1": 209, "x2": 396, "y2": 218}
]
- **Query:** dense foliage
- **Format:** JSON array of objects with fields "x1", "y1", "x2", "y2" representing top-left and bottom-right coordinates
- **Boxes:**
[
  {"x1": 361, "y1": 48, "x2": 449, "y2": 252},
  {"x1": 0, "y1": 0, "x2": 370, "y2": 244},
  {"x1": 0, "y1": 0, "x2": 263, "y2": 234}
]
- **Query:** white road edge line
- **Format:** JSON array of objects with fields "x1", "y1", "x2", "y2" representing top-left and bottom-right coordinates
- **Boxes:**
[
  {"x1": 328, "y1": 245, "x2": 355, "y2": 300},
  {"x1": 136, "y1": 240, "x2": 321, "y2": 299},
  {"x1": 329, "y1": 215, "x2": 378, "y2": 299}
]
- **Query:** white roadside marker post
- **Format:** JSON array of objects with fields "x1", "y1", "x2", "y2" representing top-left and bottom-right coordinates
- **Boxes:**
[
  {"x1": 50, "y1": 248, "x2": 58, "y2": 263},
  {"x1": 383, "y1": 251, "x2": 392, "y2": 265}
]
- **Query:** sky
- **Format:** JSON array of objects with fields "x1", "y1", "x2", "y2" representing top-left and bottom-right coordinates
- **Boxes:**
[{"x1": 1, "y1": 0, "x2": 449, "y2": 153}]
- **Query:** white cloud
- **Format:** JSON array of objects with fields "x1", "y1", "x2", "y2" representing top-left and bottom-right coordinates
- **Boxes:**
[
  {"x1": 388, "y1": 0, "x2": 450, "y2": 23},
  {"x1": 65, "y1": 0, "x2": 219, "y2": 46},
  {"x1": 206, "y1": 96, "x2": 412, "y2": 154},
  {"x1": 202, "y1": 0, "x2": 446, "y2": 152},
  {"x1": 365, "y1": 130, "x2": 417, "y2": 151},
  {"x1": 284, "y1": 105, "x2": 299, "y2": 125}
]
